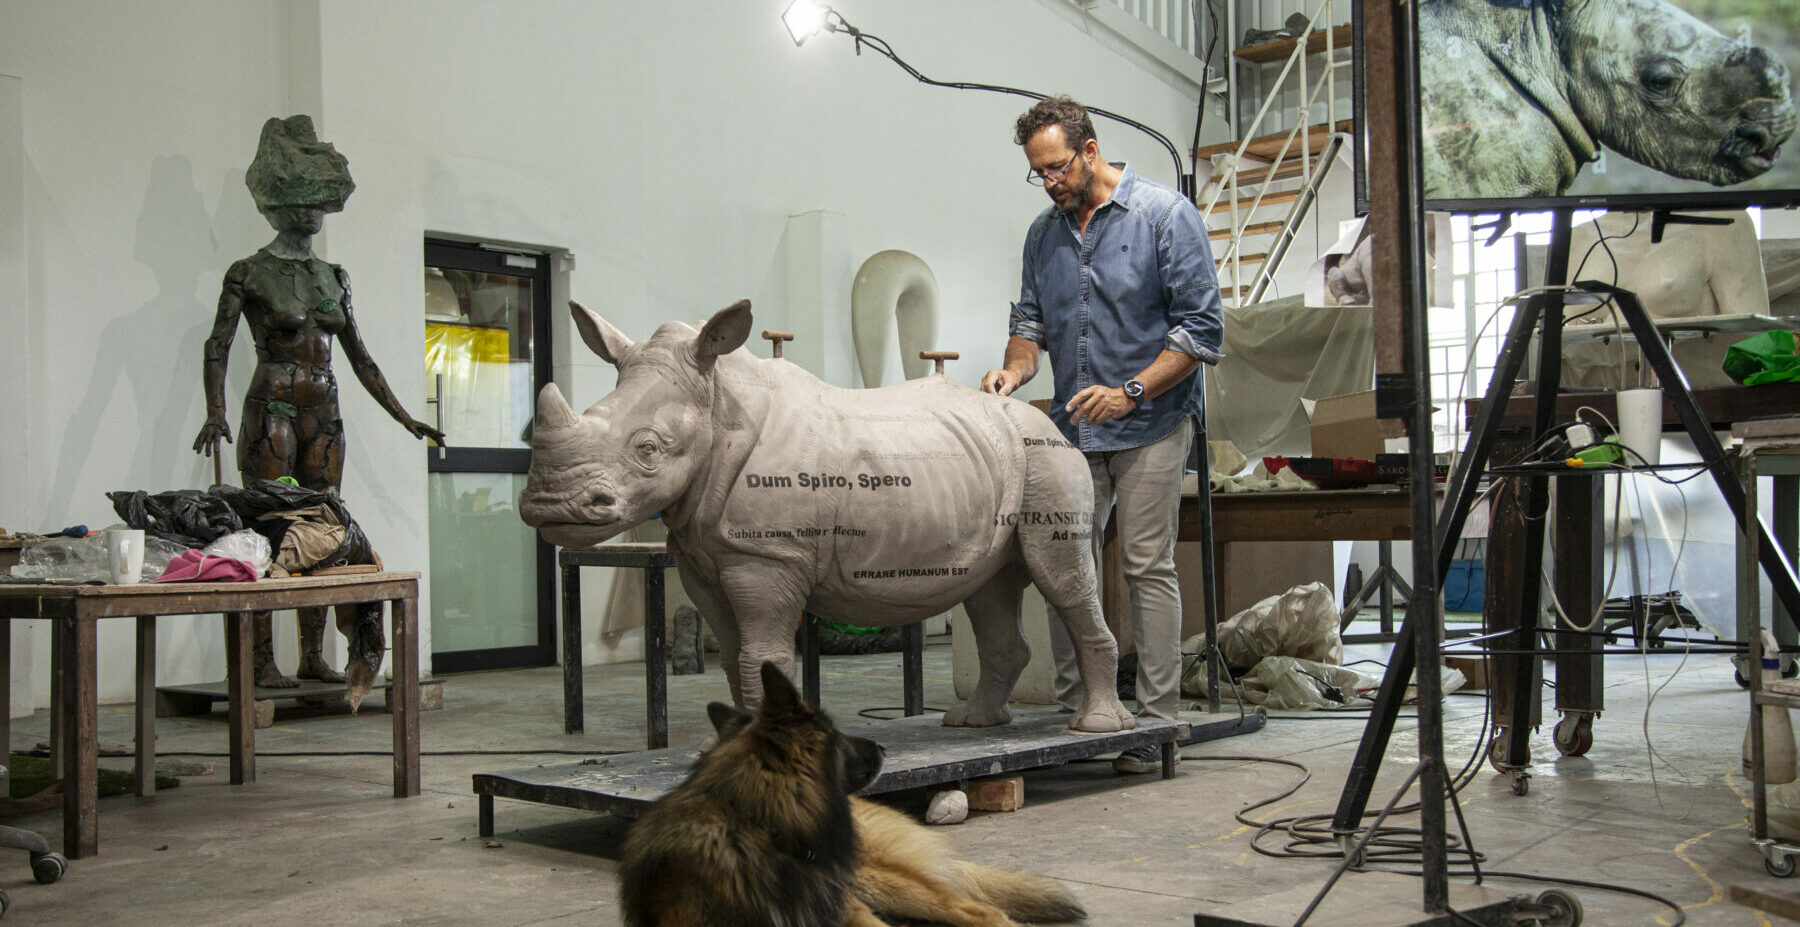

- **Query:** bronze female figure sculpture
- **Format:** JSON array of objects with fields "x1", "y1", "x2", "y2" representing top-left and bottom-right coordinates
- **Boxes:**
[{"x1": 193, "y1": 115, "x2": 443, "y2": 688}]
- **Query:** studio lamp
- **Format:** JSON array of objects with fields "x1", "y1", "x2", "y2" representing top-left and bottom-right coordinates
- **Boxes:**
[{"x1": 781, "y1": 0, "x2": 1194, "y2": 198}]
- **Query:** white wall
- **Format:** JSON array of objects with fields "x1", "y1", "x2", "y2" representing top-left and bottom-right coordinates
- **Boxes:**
[{"x1": 0, "y1": 0, "x2": 1206, "y2": 706}]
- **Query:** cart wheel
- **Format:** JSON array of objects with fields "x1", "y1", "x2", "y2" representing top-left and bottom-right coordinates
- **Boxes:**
[
  {"x1": 1511, "y1": 772, "x2": 1530, "y2": 796},
  {"x1": 1534, "y1": 888, "x2": 1583, "y2": 926},
  {"x1": 1738, "y1": 666, "x2": 1753, "y2": 690},
  {"x1": 1489, "y1": 733, "x2": 1530, "y2": 773},
  {"x1": 1785, "y1": 661, "x2": 1798, "y2": 680},
  {"x1": 1553, "y1": 716, "x2": 1593, "y2": 757},
  {"x1": 30, "y1": 851, "x2": 65, "y2": 885},
  {"x1": 1768, "y1": 852, "x2": 1797, "y2": 878}
]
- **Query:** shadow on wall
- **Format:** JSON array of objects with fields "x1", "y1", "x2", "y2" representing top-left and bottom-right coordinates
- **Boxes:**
[{"x1": 44, "y1": 154, "x2": 216, "y2": 526}]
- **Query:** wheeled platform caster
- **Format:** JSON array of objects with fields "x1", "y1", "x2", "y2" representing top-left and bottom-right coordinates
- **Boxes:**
[
  {"x1": 1524, "y1": 888, "x2": 1582, "y2": 926},
  {"x1": 30, "y1": 851, "x2": 65, "y2": 885},
  {"x1": 1767, "y1": 850, "x2": 1796, "y2": 878},
  {"x1": 1552, "y1": 714, "x2": 1594, "y2": 757},
  {"x1": 1488, "y1": 730, "x2": 1531, "y2": 774}
]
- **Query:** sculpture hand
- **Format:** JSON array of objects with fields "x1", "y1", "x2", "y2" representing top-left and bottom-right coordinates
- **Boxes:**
[
  {"x1": 406, "y1": 418, "x2": 448, "y2": 446},
  {"x1": 193, "y1": 418, "x2": 233, "y2": 457}
]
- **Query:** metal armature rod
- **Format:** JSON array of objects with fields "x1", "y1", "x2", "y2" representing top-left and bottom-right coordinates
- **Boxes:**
[
  {"x1": 761, "y1": 330, "x2": 794, "y2": 359},
  {"x1": 920, "y1": 351, "x2": 959, "y2": 375}
]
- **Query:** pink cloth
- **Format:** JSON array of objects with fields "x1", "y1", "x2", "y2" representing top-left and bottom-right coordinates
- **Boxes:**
[{"x1": 153, "y1": 550, "x2": 260, "y2": 583}]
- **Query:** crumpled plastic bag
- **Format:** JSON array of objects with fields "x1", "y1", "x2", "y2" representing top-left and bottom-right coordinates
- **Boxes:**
[
  {"x1": 202, "y1": 529, "x2": 272, "y2": 576},
  {"x1": 1725, "y1": 330, "x2": 1800, "y2": 386},
  {"x1": 1194, "y1": 581, "x2": 1345, "y2": 672},
  {"x1": 1183, "y1": 653, "x2": 1466, "y2": 709},
  {"x1": 9, "y1": 536, "x2": 109, "y2": 581},
  {"x1": 1241, "y1": 656, "x2": 1377, "y2": 710}
]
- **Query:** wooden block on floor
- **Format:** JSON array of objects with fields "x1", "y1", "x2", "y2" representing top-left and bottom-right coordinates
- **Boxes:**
[
  {"x1": 1730, "y1": 881, "x2": 1800, "y2": 919},
  {"x1": 966, "y1": 776, "x2": 1024, "y2": 812},
  {"x1": 252, "y1": 698, "x2": 275, "y2": 729},
  {"x1": 382, "y1": 680, "x2": 443, "y2": 712}
]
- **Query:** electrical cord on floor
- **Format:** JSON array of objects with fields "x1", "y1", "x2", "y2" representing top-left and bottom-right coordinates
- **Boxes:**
[{"x1": 1184, "y1": 744, "x2": 1688, "y2": 925}]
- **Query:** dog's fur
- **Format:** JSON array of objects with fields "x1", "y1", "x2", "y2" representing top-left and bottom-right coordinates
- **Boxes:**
[{"x1": 618, "y1": 662, "x2": 1086, "y2": 927}]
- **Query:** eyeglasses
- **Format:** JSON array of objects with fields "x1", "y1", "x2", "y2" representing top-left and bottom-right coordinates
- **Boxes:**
[{"x1": 1026, "y1": 152, "x2": 1081, "y2": 187}]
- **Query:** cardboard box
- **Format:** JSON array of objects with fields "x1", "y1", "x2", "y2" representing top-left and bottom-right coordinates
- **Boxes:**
[{"x1": 1308, "y1": 390, "x2": 1384, "y2": 460}]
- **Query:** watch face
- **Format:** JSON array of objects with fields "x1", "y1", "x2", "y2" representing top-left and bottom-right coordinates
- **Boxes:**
[{"x1": 1124, "y1": 380, "x2": 1144, "y2": 399}]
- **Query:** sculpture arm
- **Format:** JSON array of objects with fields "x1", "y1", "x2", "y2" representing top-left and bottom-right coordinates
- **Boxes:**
[
  {"x1": 335, "y1": 267, "x2": 447, "y2": 445},
  {"x1": 193, "y1": 262, "x2": 247, "y2": 456}
]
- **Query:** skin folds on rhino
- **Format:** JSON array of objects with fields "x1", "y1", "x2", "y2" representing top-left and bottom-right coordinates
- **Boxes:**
[
  {"x1": 1420, "y1": 0, "x2": 1796, "y2": 199},
  {"x1": 518, "y1": 299, "x2": 1136, "y2": 734}
]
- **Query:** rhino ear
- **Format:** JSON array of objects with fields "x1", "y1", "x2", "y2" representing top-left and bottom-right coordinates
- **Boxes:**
[
  {"x1": 696, "y1": 299, "x2": 753, "y2": 360},
  {"x1": 570, "y1": 301, "x2": 633, "y2": 367}
]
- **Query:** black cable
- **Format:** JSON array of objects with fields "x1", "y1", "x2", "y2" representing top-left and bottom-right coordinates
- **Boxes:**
[
  {"x1": 828, "y1": 16, "x2": 1190, "y2": 191},
  {"x1": 1189, "y1": 0, "x2": 1221, "y2": 158},
  {"x1": 856, "y1": 706, "x2": 947, "y2": 720}
]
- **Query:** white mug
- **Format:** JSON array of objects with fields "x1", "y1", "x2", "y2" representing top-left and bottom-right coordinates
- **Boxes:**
[{"x1": 106, "y1": 528, "x2": 146, "y2": 584}]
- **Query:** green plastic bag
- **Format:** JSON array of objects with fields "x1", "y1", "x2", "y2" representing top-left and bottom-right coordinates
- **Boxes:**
[{"x1": 1725, "y1": 330, "x2": 1800, "y2": 386}]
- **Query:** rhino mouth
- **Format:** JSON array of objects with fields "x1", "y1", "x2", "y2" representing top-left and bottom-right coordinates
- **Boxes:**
[
  {"x1": 1712, "y1": 117, "x2": 1793, "y2": 181},
  {"x1": 535, "y1": 521, "x2": 628, "y2": 548}
]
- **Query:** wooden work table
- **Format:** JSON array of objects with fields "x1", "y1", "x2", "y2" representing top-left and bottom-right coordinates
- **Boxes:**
[{"x1": 0, "y1": 572, "x2": 421, "y2": 858}]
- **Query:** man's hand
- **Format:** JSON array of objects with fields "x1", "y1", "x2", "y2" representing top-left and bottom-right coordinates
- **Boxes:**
[
  {"x1": 981, "y1": 368, "x2": 1024, "y2": 397},
  {"x1": 1066, "y1": 385, "x2": 1136, "y2": 426}
]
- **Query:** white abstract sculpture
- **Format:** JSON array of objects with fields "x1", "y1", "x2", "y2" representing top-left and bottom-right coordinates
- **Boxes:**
[{"x1": 851, "y1": 250, "x2": 939, "y2": 386}]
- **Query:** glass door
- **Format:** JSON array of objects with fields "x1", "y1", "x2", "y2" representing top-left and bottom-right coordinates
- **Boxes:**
[{"x1": 423, "y1": 239, "x2": 554, "y2": 672}]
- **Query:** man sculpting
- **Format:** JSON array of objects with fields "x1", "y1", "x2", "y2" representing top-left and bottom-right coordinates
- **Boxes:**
[{"x1": 982, "y1": 97, "x2": 1223, "y2": 773}]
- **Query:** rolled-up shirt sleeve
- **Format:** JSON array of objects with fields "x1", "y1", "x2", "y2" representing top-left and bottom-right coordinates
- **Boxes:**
[
  {"x1": 1010, "y1": 224, "x2": 1047, "y2": 345},
  {"x1": 1157, "y1": 198, "x2": 1225, "y2": 365}
]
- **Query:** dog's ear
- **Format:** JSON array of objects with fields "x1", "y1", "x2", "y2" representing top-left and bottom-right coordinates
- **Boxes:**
[
  {"x1": 758, "y1": 662, "x2": 806, "y2": 717},
  {"x1": 707, "y1": 701, "x2": 753, "y2": 740}
]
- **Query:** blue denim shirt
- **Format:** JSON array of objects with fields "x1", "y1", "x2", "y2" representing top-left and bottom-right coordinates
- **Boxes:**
[{"x1": 1010, "y1": 164, "x2": 1224, "y2": 453}]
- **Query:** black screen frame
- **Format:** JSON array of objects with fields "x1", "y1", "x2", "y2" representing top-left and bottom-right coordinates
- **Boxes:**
[{"x1": 1350, "y1": 0, "x2": 1800, "y2": 217}]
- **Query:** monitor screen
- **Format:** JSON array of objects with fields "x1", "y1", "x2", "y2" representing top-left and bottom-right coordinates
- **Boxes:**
[{"x1": 1357, "y1": 0, "x2": 1800, "y2": 214}]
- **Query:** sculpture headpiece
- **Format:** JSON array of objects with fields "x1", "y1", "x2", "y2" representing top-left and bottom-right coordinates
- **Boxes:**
[{"x1": 244, "y1": 115, "x2": 355, "y2": 213}]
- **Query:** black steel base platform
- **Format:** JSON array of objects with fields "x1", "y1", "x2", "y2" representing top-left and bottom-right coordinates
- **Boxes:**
[{"x1": 474, "y1": 708, "x2": 1264, "y2": 834}]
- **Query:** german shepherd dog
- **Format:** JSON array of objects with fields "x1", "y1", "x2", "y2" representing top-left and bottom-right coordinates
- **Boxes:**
[{"x1": 619, "y1": 662, "x2": 1087, "y2": 927}]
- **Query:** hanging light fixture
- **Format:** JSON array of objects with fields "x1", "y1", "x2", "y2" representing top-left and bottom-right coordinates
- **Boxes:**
[{"x1": 781, "y1": 0, "x2": 834, "y2": 46}]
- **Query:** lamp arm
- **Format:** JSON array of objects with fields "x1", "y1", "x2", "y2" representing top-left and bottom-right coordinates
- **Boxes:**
[{"x1": 842, "y1": 24, "x2": 1193, "y2": 199}]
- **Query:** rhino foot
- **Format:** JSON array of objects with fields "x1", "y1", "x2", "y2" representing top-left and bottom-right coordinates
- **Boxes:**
[
  {"x1": 1068, "y1": 697, "x2": 1136, "y2": 734},
  {"x1": 942, "y1": 701, "x2": 1013, "y2": 728}
]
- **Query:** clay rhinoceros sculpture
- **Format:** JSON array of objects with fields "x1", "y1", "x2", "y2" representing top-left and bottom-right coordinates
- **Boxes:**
[{"x1": 518, "y1": 299, "x2": 1135, "y2": 734}]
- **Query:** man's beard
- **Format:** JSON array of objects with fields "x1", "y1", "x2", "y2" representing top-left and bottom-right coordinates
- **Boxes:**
[{"x1": 1049, "y1": 171, "x2": 1092, "y2": 213}]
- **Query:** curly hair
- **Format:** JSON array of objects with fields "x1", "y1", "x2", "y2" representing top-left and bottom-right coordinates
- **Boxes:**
[{"x1": 1013, "y1": 96, "x2": 1096, "y2": 150}]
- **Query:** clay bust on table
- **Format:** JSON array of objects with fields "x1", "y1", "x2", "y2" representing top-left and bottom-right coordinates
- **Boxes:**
[{"x1": 192, "y1": 115, "x2": 443, "y2": 689}]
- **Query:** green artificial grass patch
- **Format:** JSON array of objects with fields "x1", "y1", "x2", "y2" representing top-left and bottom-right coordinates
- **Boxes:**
[{"x1": 8, "y1": 753, "x2": 178, "y2": 799}]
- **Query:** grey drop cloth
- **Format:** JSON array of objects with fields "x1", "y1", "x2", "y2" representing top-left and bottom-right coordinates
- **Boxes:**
[{"x1": 1204, "y1": 296, "x2": 1375, "y2": 461}]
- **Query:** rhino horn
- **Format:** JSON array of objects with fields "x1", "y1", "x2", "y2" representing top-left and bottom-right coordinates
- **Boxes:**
[
  {"x1": 571, "y1": 300, "x2": 634, "y2": 367},
  {"x1": 535, "y1": 382, "x2": 582, "y2": 432}
]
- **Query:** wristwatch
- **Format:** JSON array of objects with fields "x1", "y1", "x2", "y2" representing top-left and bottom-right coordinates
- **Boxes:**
[{"x1": 1122, "y1": 379, "x2": 1145, "y2": 404}]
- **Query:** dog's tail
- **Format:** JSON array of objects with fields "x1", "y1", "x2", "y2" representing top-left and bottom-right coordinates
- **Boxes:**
[{"x1": 948, "y1": 861, "x2": 1087, "y2": 923}]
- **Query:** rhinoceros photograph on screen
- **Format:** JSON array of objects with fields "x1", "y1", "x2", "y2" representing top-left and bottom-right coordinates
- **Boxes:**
[
  {"x1": 518, "y1": 299, "x2": 1136, "y2": 734},
  {"x1": 1420, "y1": 0, "x2": 1798, "y2": 201}
]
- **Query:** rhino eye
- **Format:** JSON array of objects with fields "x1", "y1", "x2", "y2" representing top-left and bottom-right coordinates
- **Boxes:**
[
  {"x1": 630, "y1": 429, "x2": 666, "y2": 469},
  {"x1": 1640, "y1": 57, "x2": 1685, "y2": 97}
]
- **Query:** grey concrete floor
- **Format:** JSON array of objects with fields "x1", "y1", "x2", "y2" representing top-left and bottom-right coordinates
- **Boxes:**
[{"x1": 0, "y1": 623, "x2": 1789, "y2": 926}]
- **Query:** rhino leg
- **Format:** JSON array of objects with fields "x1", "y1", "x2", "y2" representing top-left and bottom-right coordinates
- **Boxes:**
[
  {"x1": 1021, "y1": 536, "x2": 1134, "y2": 734},
  {"x1": 944, "y1": 564, "x2": 1031, "y2": 728},
  {"x1": 719, "y1": 569, "x2": 806, "y2": 712},
  {"x1": 675, "y1": 557, "x2": 745, "y2": 707}
]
